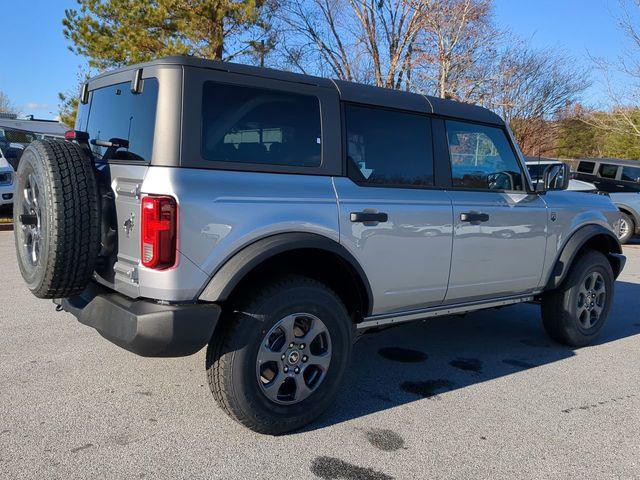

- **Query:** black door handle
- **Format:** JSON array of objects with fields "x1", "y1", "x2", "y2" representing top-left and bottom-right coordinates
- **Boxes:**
[
  {"x1": 350, "y1": 212, "x2": 388, "y2": 223},
  {"x1": 460, "y1": 212, "x2": 490, "y2": 223}
]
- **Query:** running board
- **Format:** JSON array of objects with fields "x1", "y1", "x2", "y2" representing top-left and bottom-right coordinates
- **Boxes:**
[{"x1": 357, "y1": 295, "x2": 535, "y2": 330}]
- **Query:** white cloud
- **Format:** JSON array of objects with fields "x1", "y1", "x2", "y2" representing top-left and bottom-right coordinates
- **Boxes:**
[{"x1": 23, "y1": 102, "x2": 54, "y2": 111}]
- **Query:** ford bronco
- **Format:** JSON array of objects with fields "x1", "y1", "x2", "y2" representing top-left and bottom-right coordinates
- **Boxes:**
[{"x1": 13, "y1": 56, "x2": 625, "y2": 434}]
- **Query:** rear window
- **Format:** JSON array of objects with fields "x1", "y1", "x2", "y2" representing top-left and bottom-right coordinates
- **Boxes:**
[
  {"x1": 621, "y1": 165, "x2": 640, "y2": 183},
  {"x1": 598, "y1": 163, "x2": 618, "y2": 179},
  {"x1": 577, "y1": 161, "x2": 595, "y2": 174},
  {"x1": 201, "y1": 82, "x2": 321, "y2": 167},
  {"x1": 80, "y1": 79, "x2": 159, "y2": 162}
]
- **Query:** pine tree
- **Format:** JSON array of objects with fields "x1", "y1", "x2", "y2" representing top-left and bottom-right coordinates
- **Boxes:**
[{"x1": 63, "y1": 0, "x2": 271, "y2": 70}]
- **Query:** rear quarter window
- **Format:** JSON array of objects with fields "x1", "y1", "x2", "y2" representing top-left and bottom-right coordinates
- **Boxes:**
[{"x1": 201, "y1": 82, "x2": 321, "y2": 167}]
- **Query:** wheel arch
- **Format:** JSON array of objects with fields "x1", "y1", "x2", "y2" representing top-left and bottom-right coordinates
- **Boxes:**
[
  {"x1": 545, "y1": 224, "x2": 625, "y2": 290},
  {"x1": 198, "y1": 232, "x2": 374, "y2": 319}
]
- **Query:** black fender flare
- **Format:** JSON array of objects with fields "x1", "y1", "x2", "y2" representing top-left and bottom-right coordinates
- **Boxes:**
[
  {"x1": 545, "y1": 224, "x2": 624, "y2": 290},
  {"x1": 198, "y1": 232, "x2": 374, "y2": 314}
]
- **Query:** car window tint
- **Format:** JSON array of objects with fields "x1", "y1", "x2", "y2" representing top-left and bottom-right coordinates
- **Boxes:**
[
  {"x1": 598, "y1": 164, "x2": 618, "y2": 179},
  {"x1": 577, "y1": 161, "x2": 595, "y2": 174},
  {"x1": 201, "y1": 82, "x2": 321, "y2": 167},
  {"x1": 75, "y1": 98, "x2": 90, "y2": 132},
  {"x1": 345, "y1": 105, "x2": 434, "y2": 187},
  {"x1": 85, "y1": 79, "x2": 158, "y2": 162},
  {"x1": 621, "y1": 166, "x2": 640, "y2": 183},
  {"x1": 446, "y1": 120, "x2": 524, "y2": 191},
  {"x1": 526, "y1": 163, "x2": 545, "y2": 181}
]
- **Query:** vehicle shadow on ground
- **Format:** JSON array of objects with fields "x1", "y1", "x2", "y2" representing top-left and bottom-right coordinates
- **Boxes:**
[{"x1": 308, "y1": 280, "x2": 640, "y2": 431}]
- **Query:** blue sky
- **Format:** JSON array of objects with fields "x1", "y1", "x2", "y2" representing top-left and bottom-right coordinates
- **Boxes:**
[{"x1": 0, "y1": 0, "x2": 632, "y2": 120}]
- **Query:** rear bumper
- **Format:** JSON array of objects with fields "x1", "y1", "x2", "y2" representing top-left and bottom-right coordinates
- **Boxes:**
[{"x1": 58, "y1": 283, "x2": 221, "y2": 357}]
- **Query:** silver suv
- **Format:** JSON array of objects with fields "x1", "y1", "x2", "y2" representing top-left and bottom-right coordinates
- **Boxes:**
[
  {"x1": 574, "y1": 158, "x2": 640, "y2": 244},
  {"x1": 13, "y1": 57, "x2": 625, "y2": 434}
]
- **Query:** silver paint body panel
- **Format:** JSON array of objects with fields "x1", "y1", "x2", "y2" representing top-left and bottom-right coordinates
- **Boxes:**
[
  {"x1": 333, "y1": 177, "x2": 453, "y2": 314},
  {"x1": 103, "y1": 165, "x2": 620, "y2": 316},
  {"x1": 539, "y1": 190, "x2": 621, "y2": 285},
  {"x1": 138, "y1": 167, "x2": 339, "y2": 301},
  {"x1": 80, "y1": 60, "x2": 623, "y2": 328},
  {"x1": 445, "y1": 191, "x2": 548, "y2": 302}
]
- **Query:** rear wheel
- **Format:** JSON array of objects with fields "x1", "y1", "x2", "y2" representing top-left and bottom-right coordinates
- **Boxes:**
[
  {"x1": 541, "y1": 249, "x2": 614, "y2": 347},
  {"x1": 206, "y1": 275, "x2": 352, "y2": 434},
  {"x1": 618, "y1": 212, "x2": 635, "y2": 244}
]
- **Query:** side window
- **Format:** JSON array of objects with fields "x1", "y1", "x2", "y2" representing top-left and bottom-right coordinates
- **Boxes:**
[
  {"x1": 577, "y1": 161, "x2": 595, "y2": 174},
  {"x1": 201, "y1": 82, "x2": 321, "y2": 167},
  {"x1": 85, "y1": 79, "x2": 159, "y2": 162},
  {"x1": 598, "y1": 164, "x2": 619, "y2": 179},
  {"x1": 446, "y1": 120, "x2": 525, "y2": 191},
  {"x1": 621, "y1": 166, "x2": 640, "y2": 183},
  {"x1": 345, "y1": 105, "x2": 434, "y2": 187}
]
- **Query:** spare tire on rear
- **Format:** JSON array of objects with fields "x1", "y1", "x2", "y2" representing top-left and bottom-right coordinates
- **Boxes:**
[{"x1": 13, "y1": 139, "x2": 100, "y2": 299}]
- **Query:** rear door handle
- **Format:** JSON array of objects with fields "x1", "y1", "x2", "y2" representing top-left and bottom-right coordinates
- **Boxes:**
[
  {"x1": 460, "y1": 212, "x2": 490, "y2": 223},
  {"x1": 350, "y1": 212, "x2": 388, "y2": 223}
]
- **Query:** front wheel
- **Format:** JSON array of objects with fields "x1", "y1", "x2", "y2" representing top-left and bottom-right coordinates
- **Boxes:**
[
  {"x1": 541, "y1": 249, "x2": 614, "y2": 347},
  {"x1": 206, "y1": 275, "x2": 352, "y2": 434}
]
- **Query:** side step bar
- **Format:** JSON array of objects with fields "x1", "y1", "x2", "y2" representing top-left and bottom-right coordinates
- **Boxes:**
[{"x1": 357, "y1": 294, "x2": 535, "y2": 330}]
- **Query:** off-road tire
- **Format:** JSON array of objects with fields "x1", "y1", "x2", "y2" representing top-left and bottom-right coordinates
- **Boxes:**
[
  {"x1": 206, "y1": 275, "x2": 352, "y2": 435},
  {"x1": 541, "y1": 249, "x2": 614, "y2": 347},
  {"x1": 13, "y1": 139, "x2": 100, "y2": 298},
  {"x1": 618, "y1": 212, "x2": 635, "y2": 245}
]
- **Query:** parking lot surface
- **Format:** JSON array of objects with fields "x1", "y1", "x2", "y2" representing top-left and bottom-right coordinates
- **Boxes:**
[{"x1": 1, "y1": 230, "x2": 639, "y2": 479}]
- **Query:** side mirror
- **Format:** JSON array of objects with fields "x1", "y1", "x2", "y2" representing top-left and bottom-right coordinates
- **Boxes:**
[{"x1": 542, "y1": 163, "x2": 570, "y2": 191}]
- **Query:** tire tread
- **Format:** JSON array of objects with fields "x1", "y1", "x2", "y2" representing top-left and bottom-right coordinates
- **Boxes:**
[
  {"x1": 16, "y1": 139, "x2": 100, "y2": 298},
  {"x1": 541, "y1": 249, "x2": 614, "y2": 347},
  {"x1": 206, "y1": 275, "x2": 348, "y2": 434}
]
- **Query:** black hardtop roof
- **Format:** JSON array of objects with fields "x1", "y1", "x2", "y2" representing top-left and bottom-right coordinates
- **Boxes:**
[
  {"x1": 579, "y1": 157, "x2": 640, "y2": 167},
  {"x1": 89, "y1": 55, "x2": 504, "y2": 125}
]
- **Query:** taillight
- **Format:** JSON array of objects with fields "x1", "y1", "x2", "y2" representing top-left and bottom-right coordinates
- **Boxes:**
[
  {"x1": 64, "y1": 130, "x2": 89, "y2": 142},
  {"x1": 141, "y1": 195, "x2": 177, "y2": 269}
]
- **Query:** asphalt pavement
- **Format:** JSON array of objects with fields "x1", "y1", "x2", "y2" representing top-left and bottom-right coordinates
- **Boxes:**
[{"x1": 1, "y1": 230, "x2": 639, "y2": 479}]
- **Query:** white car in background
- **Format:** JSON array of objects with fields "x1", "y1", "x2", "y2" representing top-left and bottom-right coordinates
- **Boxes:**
[
  {"x1": 0, "y1": 148, "x2": 15, "y2": 206},
  {"x1": 525, "y1": 159, "x2": 598, "y2": 192}
]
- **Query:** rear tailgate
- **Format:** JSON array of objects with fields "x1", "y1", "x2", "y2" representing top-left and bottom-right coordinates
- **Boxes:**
[
  {"x1": 75, "y1": 76, "x2": 159, "y2": 298},
  {"x1": 108, "y1": 165, "x2": 149, "y2": 298}
]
